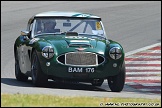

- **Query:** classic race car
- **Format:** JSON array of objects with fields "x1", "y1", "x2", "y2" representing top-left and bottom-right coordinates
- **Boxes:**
[{"x1": 14, "y1": 11, "x2": 125, "y2": 92}]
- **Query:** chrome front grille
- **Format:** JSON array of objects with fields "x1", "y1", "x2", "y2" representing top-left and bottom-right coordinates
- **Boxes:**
[{"x1": 65, "y1": 52, "x2": 97, "y2": 66}]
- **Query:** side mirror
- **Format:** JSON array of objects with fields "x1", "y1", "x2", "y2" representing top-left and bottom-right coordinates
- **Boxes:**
[{"x1": 21, "y1": 30, "x2": 29, "y2": 36}]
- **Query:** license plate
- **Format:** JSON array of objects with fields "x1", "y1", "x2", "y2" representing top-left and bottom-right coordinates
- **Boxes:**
[{"x1": 68, "y1": 67, "x2": 95, "y2": 73}]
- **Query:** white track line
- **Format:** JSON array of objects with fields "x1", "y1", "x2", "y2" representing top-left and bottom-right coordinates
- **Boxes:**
[
  {"x1": 126, "y1": 72, "x2": 161, "y2": 75},
  {"x1": 125, "y1": 61, "x2": 161, "y2": 64},
  {"x1": 138, "y1": 89, "x2": 161, "y2": 92},
  {"x1": 126, "y1": 67, "x2": 161, "y2": 70},
  {"x1": 125, "y1": 43, "x2": 161, "y2": 56},
  {"x1": 126, "y1": 82, "x2": 161, "y2": 86},
  {"x1": 140, "y1": 50, "x2": 161, "y2": 53},
  {"x1": 126, "y1": 55, "x2": 161, "y2": 58},
  {"x1": 127, "y1": 83, "x2": 161, "y2": 86},
  {"x1": 126, "y1": 76, "x2": 161, "y2": 80}
]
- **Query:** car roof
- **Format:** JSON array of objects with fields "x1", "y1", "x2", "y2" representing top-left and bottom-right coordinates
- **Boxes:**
[
  {"x1": 34, "y1": 11, "x2": 101, "y2": 19},
  {"x1": 27, "y1": 11, "x2": 101, "y2": 25}
]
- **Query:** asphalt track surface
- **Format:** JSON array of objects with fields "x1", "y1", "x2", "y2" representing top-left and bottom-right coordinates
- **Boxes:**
[{"x1": 1, "y1": 1, "x2": 161, "y2": 99}]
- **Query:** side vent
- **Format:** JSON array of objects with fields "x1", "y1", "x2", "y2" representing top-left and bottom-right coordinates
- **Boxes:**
[{"x1": 66, "y1": 32, "x2": 78, "y2": 36}]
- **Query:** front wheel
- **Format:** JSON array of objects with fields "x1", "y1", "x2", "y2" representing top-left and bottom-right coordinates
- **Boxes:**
[
  {"x1": 107, "y1": 61, "x2": 126, "y2": 92},
  {"x1": 31, "y1": 50, "x2": 48, "y2": 87}
]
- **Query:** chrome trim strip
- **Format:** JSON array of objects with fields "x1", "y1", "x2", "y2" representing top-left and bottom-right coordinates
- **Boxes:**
[
  {"x1": 31, "y1": 19, "x2": 36, "y2": 38},
  {"x1": 56, "y1": 55, "x2": 66, "y2": 66},
  {"x1": 65, "y1": 53, "x2": 67, "y2": 65},
  {"x1": 98, "y1": 55, "x2": 106, "y2": 65},
  {"x1": 96, "y1": 54, "x2": 98, "y2": 65},
  {"x1": 69, "y1": 43, "x2": 91, "y2": 47}
]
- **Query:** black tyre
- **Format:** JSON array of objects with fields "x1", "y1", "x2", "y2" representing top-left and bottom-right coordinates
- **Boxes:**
[
  {"x1": 91, "y1": 79, "x2": 104, "y2": 86},
  {"x1": 107, "y1": 61, "x2": 126, "y2": 92},
  {"x1": 31, "y1": 50, "x2": 48, "y2": 87},
  {"x1": 15, "y1": 52, "x2": 28, "y2": 81}
]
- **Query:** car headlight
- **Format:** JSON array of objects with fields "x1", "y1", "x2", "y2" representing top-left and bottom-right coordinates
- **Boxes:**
[
  {"x1": 109, "y1": 47, "x2": 122, "y2": 60},
  {"x1": 42, "y1": 46, "x2": 54, "y2": 59}
]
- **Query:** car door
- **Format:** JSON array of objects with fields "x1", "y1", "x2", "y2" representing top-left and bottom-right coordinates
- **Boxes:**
[
  {"x1": 17, "y1": 35, "x2": 27, "y2": 74},
  {"x1": 18, "y1": 22, "x2": 34, "y2": 74},
  {"x1": 23, "y1": 22, "x2": 34, "y2": 73}
]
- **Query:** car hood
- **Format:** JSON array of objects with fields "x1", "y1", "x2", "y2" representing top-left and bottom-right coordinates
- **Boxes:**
[{"x1": 39, "y1": 35, "x2": 108, "y2": 55}]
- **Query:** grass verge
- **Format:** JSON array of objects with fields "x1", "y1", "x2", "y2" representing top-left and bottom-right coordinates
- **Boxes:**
[{"x1": 1, "y1": 93, "x2": 161, "y2": 107}]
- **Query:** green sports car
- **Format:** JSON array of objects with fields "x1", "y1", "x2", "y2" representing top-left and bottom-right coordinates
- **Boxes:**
[{"x1": 14, "y1": 11, "x2": 125, "y2": 92}]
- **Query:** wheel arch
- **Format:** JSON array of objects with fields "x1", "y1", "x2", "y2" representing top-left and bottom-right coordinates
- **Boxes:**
[{"x1": 14, "y1": 43, "x2": 17, "y2": 60}]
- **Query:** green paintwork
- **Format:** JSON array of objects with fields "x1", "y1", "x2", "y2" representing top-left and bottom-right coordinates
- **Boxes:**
[
  {"x1": 14, "y1": 33, "x2": 125, "y2": 80},
  {"x1": 14, "y1": 11, "x2": 125, "y2": 82}
]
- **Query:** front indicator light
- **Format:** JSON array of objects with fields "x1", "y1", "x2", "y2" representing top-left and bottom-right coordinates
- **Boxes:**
[
  {"x1": 46, "y1": 62, "x2": 50, "y2": 66},
  {"x1": 113, "y1": 63, "x2": 117, "y2": 67}
]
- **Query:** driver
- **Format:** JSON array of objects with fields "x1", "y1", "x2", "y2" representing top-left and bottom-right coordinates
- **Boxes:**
[{"x1": 43, "y1": 20, "x2": 56, "y2": 33}]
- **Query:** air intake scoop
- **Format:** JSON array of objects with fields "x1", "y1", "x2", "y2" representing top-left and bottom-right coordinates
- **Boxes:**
[
  {"x1": 66, "y1": 40, "x2": 91, "y2": 47},
  {"x1": 66, "y1": 32, "x2": 78, "y2": 36},
  {"x1": 64, "y1": 32, "x2": 93, "y2": 47}
]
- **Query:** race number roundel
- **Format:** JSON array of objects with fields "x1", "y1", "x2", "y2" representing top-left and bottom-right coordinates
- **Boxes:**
[{"x1": 96, "y1": 22, "x2": 102, "y2": 30}]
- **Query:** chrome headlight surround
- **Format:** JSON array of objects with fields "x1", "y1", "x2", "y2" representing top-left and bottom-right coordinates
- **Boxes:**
[
  {"x1": 109, "y1": 47, "x2": 122, "y2": 60},
  {"x1": 42, "y1": 46, "x2": 54, "y2": 59}
]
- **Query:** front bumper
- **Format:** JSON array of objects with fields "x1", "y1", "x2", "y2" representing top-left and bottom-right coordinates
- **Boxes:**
[{"x1": 38, "y1": 54, "x2": 124, "y2": 80}]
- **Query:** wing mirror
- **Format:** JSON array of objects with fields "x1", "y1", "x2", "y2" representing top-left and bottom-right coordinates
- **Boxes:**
[
  {"x1": 21, "y1": 30, "x2": 29, "y2": 36},
  {"x1": 21, "y1": 30, "x2": 30, "y2": 40}
]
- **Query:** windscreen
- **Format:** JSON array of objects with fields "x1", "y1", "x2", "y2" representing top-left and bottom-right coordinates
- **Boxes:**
[{"x1": 33, "y1": 18, "x2": 105, "y2": 37}]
